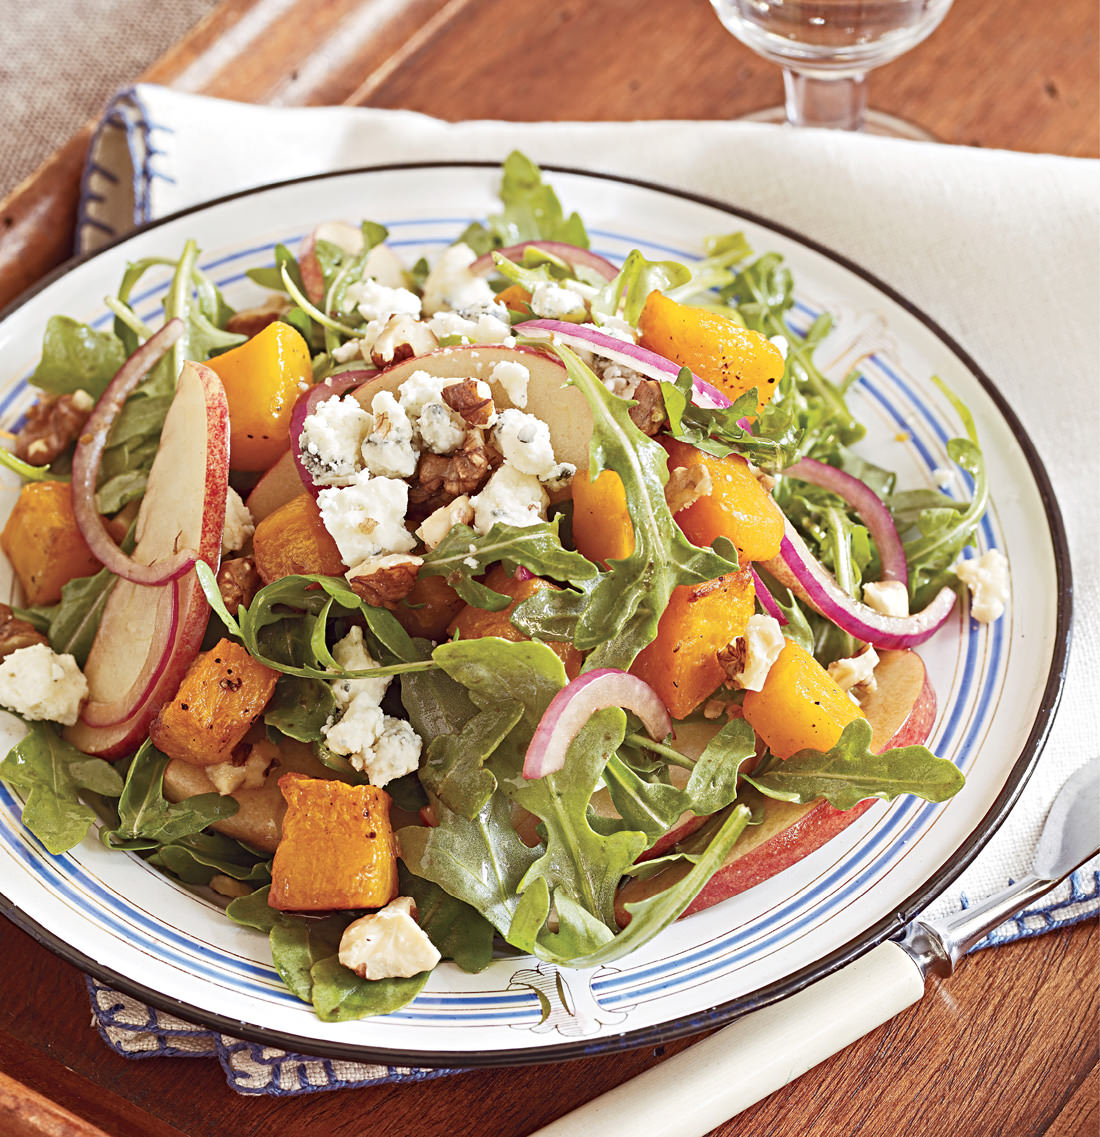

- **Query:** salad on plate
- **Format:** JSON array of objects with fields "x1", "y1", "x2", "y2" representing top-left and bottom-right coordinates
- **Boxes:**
[{"x1": 0, "y1": 153, "x2": 1007, "y2": 1022}]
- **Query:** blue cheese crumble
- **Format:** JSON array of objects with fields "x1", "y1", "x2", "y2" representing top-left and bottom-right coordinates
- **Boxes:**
[
  {"x1": 0, "y1": 643, "x2": 88, "y2": 726},
  {"x1": 321, "y1": 628, "x2": 422, "y2": 786}
]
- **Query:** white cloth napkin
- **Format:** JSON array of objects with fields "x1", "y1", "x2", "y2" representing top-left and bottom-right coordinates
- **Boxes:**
[{"x1": 78, "y1": 84, "x2": 1098, "y2": 1087}]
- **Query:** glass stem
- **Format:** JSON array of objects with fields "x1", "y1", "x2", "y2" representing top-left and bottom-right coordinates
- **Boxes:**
[{"x1": 782, "y1": 69, "x2": 869, "y2": 131}]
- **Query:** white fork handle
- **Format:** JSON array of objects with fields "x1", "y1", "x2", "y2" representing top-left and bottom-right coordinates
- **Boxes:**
[{"x1": 527, "y1": 940, "x2": 925, "y2": 1137}]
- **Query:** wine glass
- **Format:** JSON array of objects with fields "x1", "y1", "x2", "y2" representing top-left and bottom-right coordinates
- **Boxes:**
[{"x1": 709, "y1": 0, "x2": 955, "y2": 139}]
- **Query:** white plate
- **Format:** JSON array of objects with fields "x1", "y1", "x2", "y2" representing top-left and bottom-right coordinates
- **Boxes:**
[{"x1": 0, "y1": 164, "x2": 1070, "y2": 1065}]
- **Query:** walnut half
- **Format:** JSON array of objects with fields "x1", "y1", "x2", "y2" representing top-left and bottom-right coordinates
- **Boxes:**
[
  {"x1": 347, "y1": 555, "x2": 423, "y2": 609},
  {"x1": 0, "y1": 603, "x2": 48, "y2": 659},
  {"x1": 14, "y1": 391, "x2": 93, "y2": 467}
]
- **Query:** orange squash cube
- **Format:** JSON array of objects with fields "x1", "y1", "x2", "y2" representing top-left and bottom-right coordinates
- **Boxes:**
[
  {"x1": 742, "y1": 639, "x2": 865, "y2": 759},
  {"x1": 206, "y1": 321, "x2": 313, "y2": 471},
  {"x1": 661, "y1": 437, "x2": 784, "y2": 563},
  {"x1": 252, "y1": 493, "x2": 346, "y2": 584},
  {"x1": 630, "y1": 567, "x2": 756, "y2": 719},
  {"x1": 638, "y1": 290, "x2": 784, "y2": 413},
  {"x1": 448, "y1": 565, "x2": 584, "y2": 678},
  {"x1": 269, "y1": 773, "x2": 398, "y2": 911},
  {"x1": 149, "y1": 639, "x2": 279, "y2": 765},
  {"x1": 393, "y1": 573, "x2": 466, "y2": 640},
  {"x1": 0, "y1": 481, "x2": 102, "y2": 605},
  {"x1": 570, "y1": 468, "x2": 634, "y2": 566}
]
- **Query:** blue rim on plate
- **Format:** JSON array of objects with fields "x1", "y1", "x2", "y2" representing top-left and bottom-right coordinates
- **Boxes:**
[{"x1": 0, "y1": 163, "x2": 1072, "y2": 1066}]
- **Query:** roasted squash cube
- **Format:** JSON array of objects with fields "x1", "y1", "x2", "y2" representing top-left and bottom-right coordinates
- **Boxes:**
[
  {"x1": 630, "y1": 567, "x2": 756, "y2": 719},
  {"x1": 269, "y1": 773, "x2": 399, "y2": 911},
  {"x1": 742, "y1": 639, "x2": 865, "y2": 759},
  {"x1": 661, "y1": 437, "x2": 784, "y2": 563},
  {"x1": 0, "y1": 481, "x2": 102, "y2": 605},
  {"x1": 570, "y1": 468, "x2": 634, "y2": 567},
  {"x1": 149, "y1": 639, "x2": 279, "y2": 765},
  {"x1": 252, "y1": 492, "x2": 346, "y2": 584},
  {"x1": 448, "y1": 565, "x2": 584, "y2": 678}
]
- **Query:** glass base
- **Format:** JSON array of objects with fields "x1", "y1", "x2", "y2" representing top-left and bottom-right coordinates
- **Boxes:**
[{"x1": 740, "y1": 105, "x2": 940, "y2": 142}]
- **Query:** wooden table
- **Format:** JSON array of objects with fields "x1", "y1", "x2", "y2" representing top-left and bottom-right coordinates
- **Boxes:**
[{"x1": 0, "y1": 1, "x2": 1097, "y2": 1134}]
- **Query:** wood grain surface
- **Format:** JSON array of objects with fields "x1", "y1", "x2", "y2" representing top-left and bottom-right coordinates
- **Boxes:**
[{"x1": 0, "y1": 0, "x2": 1097, "y2": 1134}]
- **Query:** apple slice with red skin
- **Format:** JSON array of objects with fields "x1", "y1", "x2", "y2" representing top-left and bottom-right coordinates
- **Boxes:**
[
  {"x1": 614, "y1": 648, "x2": 937, "y2": 923},
  {"x1": 298, "y1": 224, "x2": 408, "y2": 306},
  {"x1": 245, "y1": 448, "x2": 305, "y2": 522},
  {"x1": 65, "y1": 361, "x2": 230, "y2": 758}
]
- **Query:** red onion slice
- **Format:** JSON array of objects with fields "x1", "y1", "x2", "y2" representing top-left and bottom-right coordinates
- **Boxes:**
[
  {"x1": 785, "y1": 457, "x2": 908, "y2": 586},
  {"x1": 71, "y1": 320, "x2": 198, "y2": 586},
  {"x1": 523, "y1": 669, "x2": 672, "y2": 780},
  {"x1": 517, "y1": 319, "x2": 731, "y2": 409},
  {"x1": 749, "y1": 567, "x2": 787, "y2": 625},
  {"x1": 470, "y1": 241, "x2": 619, "y2": 282},
  {"x1": 764, "y1": 520, "x2": 956, "y2": 649},
  {"x1": 289, "y1": 371, "x2": 376, "y2": 497}
]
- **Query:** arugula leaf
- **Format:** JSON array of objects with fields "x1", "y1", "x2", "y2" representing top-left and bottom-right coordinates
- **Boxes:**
[
  {"x1": 725, "y1": 254, "x2": 863, "y2": 448},
  {"x1": 598, "y1": 719, "x2": 756, "y2": 845},
  {"x1": 526, "y1": 803, "x2": 752, "y2": 968},
  {"x1": 310, "y1": 956, "x2": 429, "y2": 1022},
  {"x1": 18, "y1": 566, "x2": 116, "y2": 666},
  {"x1": 101, "y1": 743, "x2": 237, "y2": 851},
  {"x1": 459, "y1": 151, "x2": 589, "y2": 255},
  {"x1": 431, "y1": 638, "x2": 644, "y2": 947},
  {"x1": 898, "y1": 380, "x2": 989, "y2": 608},
  {"x1": 226, "y1": 883, "x2": 288, "y2": 932},
  {"x1": 589, "y1": 249, "x2": 691, "y2": 328},
  {"x1": 530, "y1": 345, "x2": 738, "y2": 669},
  {"x1": 660, "y1": 367, "x2": 794, "y2": 471},
  {"x1": 420, "y1": 701, "x2": 522, "y2": 819},
  {"x1": 504, "y1": 708, "x2": 646, "y2": 945},
  {"x1": 245, "y1": 243, "x2": 305, "y2": 293},
  {"x1": 398, "y1": 791, "x2": 542, "y2": 938},
  {"x1": 0, "y1": 723, "x2": 124, "y2": 854},
  {"x1": 29, "y1": 316, "x2": 127, "y2": 398},
  {"x1": 744, "y1": 718, "x2": 964, "y2": 809},
  {"x1": 147, "y1": 831, "x2": 271, "y2": 886},
  {"x1": 227, "y1": 894, "x2": 427, "y2": 1022},
  {"x1": 419, "y1": 520, "x2": 597, "y2": 611},
  {"x1": 219, "y1": 573, "x2": 433, "y2": 681},
  {"x1": 399, "y1": 665, "x2": 479, "y2": 743},
  {"x1": 399, "y1": 864, "x2": 496, "y2": 973},
  {"x1": 263, "y1": 675, "x2": 337, "y2": 743},
  {"x1": 271, "y1": 915, "x2": 347, "y2": 1002}
]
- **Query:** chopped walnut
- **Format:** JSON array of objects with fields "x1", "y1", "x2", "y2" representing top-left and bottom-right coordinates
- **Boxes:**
[
  {"x1": 14, "y1": 391, "x2": 93, "y2": 466},
  {"x1": 347, "y1": 554, "x2": 423, "y2": 609},
  {"x1": 410, "y1": 429, "x2": 492, "y2": 508},
  {"x1": 216, "y1": 557, "x2": 262, "y2": 616},
  {"x1": 225, "y1": 296, "x2": 292, "y2": 338},
  {"x1": 0, "y1": 603, "x2": 48, "y2": 659},
  {"x1": 665, "y1": 463, "x2": 713, "y2": 515},
  {"x1": 369, "y1": 314, "x2": 439, "y2": 369},
  {"x1": 627, "y1": 378, "x2": 667, "y2": 436},
  {"x1": 442, "y1": 379, "x2": 496, "y2": 427},
  {"x1": 416, "y1": 495, "x2": 474, "y2": 549},
  {"x1": 716, "y1": 638, "x2": 748, "y2": 682}
]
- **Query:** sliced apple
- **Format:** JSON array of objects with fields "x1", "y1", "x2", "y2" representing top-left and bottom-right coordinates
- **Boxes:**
[
  {"x1": 614, "y1": 649, "x2": 938, "y2": 922},
  {"x1": 65, "y1": 361, "x2": 231, "y2": 759},
  {"x1": 245, "y1": 449, "x2": 307, "y2": 522},
  {"x1": 162, "y1": 737, "x2": 331, "y2": 854}
]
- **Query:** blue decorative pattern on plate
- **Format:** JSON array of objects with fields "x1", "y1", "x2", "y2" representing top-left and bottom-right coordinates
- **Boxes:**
[{"x1": 0, "y1": 165, "x2": 1069, "y2": 1066}]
